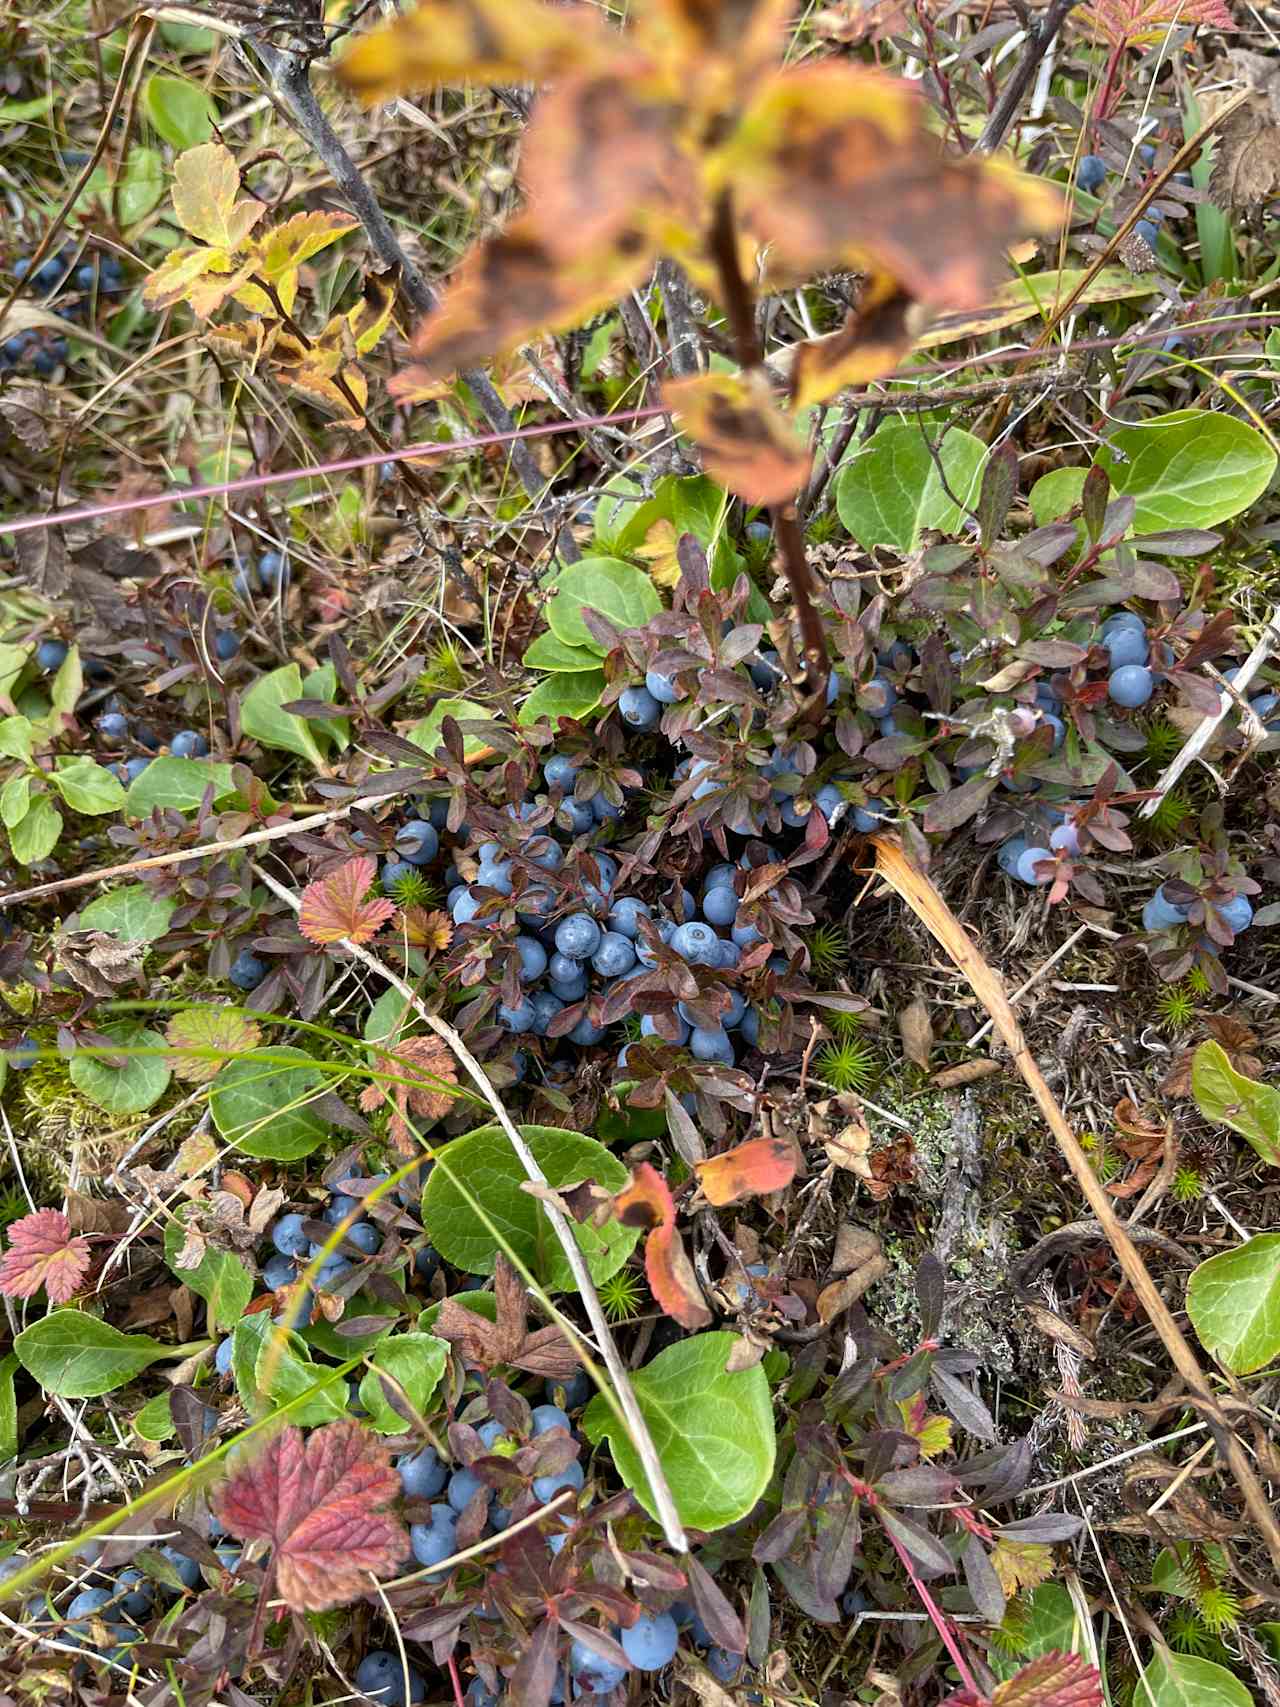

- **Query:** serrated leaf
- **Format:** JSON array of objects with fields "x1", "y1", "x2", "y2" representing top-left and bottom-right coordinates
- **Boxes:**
[
  {"x1": 51, "y1": 757, "x2": 126, "y2": 815},
  {"x1": 142, "y1": 245, "x2": 226, "y2": 311},
  {"x1": 1186, "y1": 1234, "x2": 1280, "y2": 1375},
  {"x1": 992, "y1": 1652, "x2": 1102, "y2": 1707},
  {"x1": 164, "y1": 1006, "x2": 262, "y2": 1083},
  {"x1": 0, "y1": 1209, "x2": 91, "y2": 1304},
  {"x1": 171, "y1": 142, "x2": 265, "y2": 250},
  {"x1": 9, "y1": 794, "x2": 62, "y2": 864},
  {"x1": 299, "y1": 855, "x2": 397, "y2": 946},
  {"x1": 215, "y1": 1420, "x2": 407, "y2": 1611},
  {"x1": 231, "y1": 1312, "x2": 346, "y2": 1426}
]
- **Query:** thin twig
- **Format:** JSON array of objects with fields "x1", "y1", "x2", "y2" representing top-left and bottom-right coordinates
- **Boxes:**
[
  {"x1": 656, "y1": 259, "x2": 703, "y2": 378},
  {"x1": 249, "y1": 861, "x2": 689, "y2": 1553},
  {"x1": 246, "y1": 41, "x2": 579, "y2": 563},
  {"x1": 976, "y1": 0, "x2": 1082, "y2": 153},
  {"x1": 965, "y1": 923, "x2": 1090, "y2": 1047}
]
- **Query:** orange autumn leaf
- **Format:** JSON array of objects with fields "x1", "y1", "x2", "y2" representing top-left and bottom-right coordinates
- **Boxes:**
[
  {"x1": 695, "y1": 1137, "x2": 797, "y2": 1206},
  {"x1": 790, "y1": 276, "x2": 923, "y2": 409},
  {"x1": 613, "y1": 1162, "x2": 710, "y2": 1329},
  {"x1": 360, "y1": 1034, "x2": 459, "y2": 1153},
  {"x1": 299, "y1": 856, "x2": 397, "y2": 946},
  {"x1": 664, "y1": 370, "x2": 811, "y2": 506}
]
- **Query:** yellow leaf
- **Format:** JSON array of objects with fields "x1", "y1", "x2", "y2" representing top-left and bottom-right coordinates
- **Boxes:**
[
  {"x1": 664, "y1": 369, "x2": 811, "y2": 506},
  {"x1": 990, "y1": 1538, "x2": 1055, "y2": 1597},
  {"x1": 171, "y1": 144, "x2": 266, "y2": 252},
  {"x1": 347, "y1": 272, "x2": 396, "y2": 355},
  {"x1": 142, "y1": 246, "x2": 224, "y2": 311},
  {"x1": 791, "y1": 275, "x2": 926, "y2": 408},
  {"x1": 261, "y1": 210, "x2": 359, "y2": 279},
  {"x1": 338, "y1": 0, "x2": 611, "y2": 104},
  {"x1": 633, "y1": 0, "x2": 791, "y2": 109},
  {"x1": 278, "y1": 358, "x2": 368, "y2": 427},
  {"x1": 634, "y1": 519, "x2": 682, "y2": 588},
  {"x1": 186, "y1": 256, "x2": 260, "y2": 320}
]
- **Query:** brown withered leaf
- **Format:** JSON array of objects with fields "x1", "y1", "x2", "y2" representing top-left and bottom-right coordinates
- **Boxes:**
[
  {"x1": 813, "y1": 0, "x2": 909, "y2": 43},
  {"x1": 214, "y1": 1420, "x2": 406, "y2": 1611},
  {"x1": 400, "y1": 907, "x2": 453, "y2": 951},
  {"x1": 635, "y1": 0, "x2": 792, "y2": 79},
  {"x1": 360, "y1": 1033, "x2": 458, "y2": 1153},
  {"x1": 1210, "y1": 89, "x2": 1280, "y2": 211},
  {"x1": 0, "y1": 381, "x2": 54, "y2": 453},
  {"x1": 1161, "y1": 1013, "x2": 1262, "y2": 1099},
  {"x1": 663, "y1": 370, "x2": 811, "y2": 506},
  {"x1": 816, "y1": 1227, "x2": 887, "y2": 1323},
  {"x1": 56, "y1": 930, "x2": 146, "y2": 996},
  {"x1": 790, "y1": 277, "x2": 922, "y2": 408},
  {"x1": 391, "y1": 216, "x2": 654, "y2": 396},
  {"x1": 724, "y1": 63, "x2": 1061, "y2": 309},
  {"x1": 898, "y1": 993, "x2": 933, "y2": 1068},
  {"x1": 520, "y1": 72, "x2": 701, "y2": 259},
  {"x1": 433, "y1": 1252, "x2": 579, "y2": 1377},
  {"x1": 339, "y1": 0, "x2": 610, "y2": 104},
  {"x1": 15, "y1": 528, "x2": 69, "y2": 597}
]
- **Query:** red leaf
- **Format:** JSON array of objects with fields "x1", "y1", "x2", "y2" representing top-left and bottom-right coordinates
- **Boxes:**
[
  {"x1": 0, "y1": 1209, "x2": 91, "y2": 1303},
  {"x1": 1077, "y1": 0, "x2": 1231, "y2": 48},
  {"x1": 613, "y1": 1162, "x2": 710, "y2": 1330},
  {"x1": 299, "y1": 856, "x2": 397, "y2": 946},
  {"x1": 943, "y1": 1653, "x2": 1105, "y2": 1707},
  {"x1": 695, "y1": 1137, "x2": 797, "y2": 1206},
  {"x1": 214, "y1": 1420, "x2": 408, "y2": 1610}
]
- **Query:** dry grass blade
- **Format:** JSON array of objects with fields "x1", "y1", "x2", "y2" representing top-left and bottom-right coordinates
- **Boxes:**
[{"x1": 870, "y1": 834, "x2": 1280, "y2": 1579}]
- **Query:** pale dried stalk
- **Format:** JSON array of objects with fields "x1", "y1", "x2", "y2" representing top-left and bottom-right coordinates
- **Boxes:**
[
  {"x1": 872, "y1": 835, "x2": 1280, "y2": 1577},
  {"x1": 250, "y1": 862, "x2": 689, "y2": 1553}
]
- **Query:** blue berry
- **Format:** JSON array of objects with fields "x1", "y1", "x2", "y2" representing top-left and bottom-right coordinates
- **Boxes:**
[
  {"x1": 1105, "y1": 624, "x2": 1149, "y2": 670},
  {"x1": 641, "y1": 1012, "x2": 687, "y2": 1045},
  {"x1": 568, "y1": 1015, "x2": 607, "y2": 1047},
  {"x1": 1049, "y1": 821, "x2": 1080, "y2": 854},
  {"x1": 498, "y1": 998, "x2": 537, "y2": 1033},
  {"x1": 529, "y1": 990, "x2": 566, "y2": 1034},
  {"x1": 383, "y1": 859, "x2": 417, "y2": 889},
  {"x1": 608, "y1": 897, "x2": 651, "y2": 939},
  {"x1": 531, "y1": 1403, "x2": 570, "y2": 1434},
  {"x1": 170, "y1": 730, "x2": 209, "y2": 758},
  {"x1": 1134, "y1": 219, "x2": 1160, "y2": 248},
  {"x1": 545, "y1": 753, "x2": 577, "y2": 791},
  {"x1": 549, "y1": 1370, "x2": 593, "y2": 1409},
  {"x1": 214, "y1": 630, "x2": 240, "y2": 661},
  {"x1": 701, "y1": 885, "x2": 738, "y2": 928},
  {"x1": 262, "y1": 1252, "x2": 296, "y2": 1290},
  {"x1": 160, "y1": 1546, "x2": 202, "y2": 1590},
  {"x1": 721, "y1": 990, "x2": 747, "y2": 1028},
  {"x1": 215, "y1": 1337, "x2": 234, "y2": 1377},
  {"x1": 690, "y1": 1026, "x2": 734, "y2": 1064},
  {"x1": 533, "y1": 1459, "x2": 585, "y2": 1502},
  {"x1": 516, "y1": 936, "x2": 549, "y2": 981},
  {"x1": 731, "y1": 917, "x2": 765, "y2": 949},
  {"x1": 591, "y1": 791, "x2": 622, "y2": 823},
  {"x1": 116, "y1": 1569, "x2": 153, "y2": 1620},
  {"x1": 714, "y1": 938, "x2": 741, "y2": 970},
  {"x1": 619, "y1": 685, "x2": 661, "y2": 729},
  {"x1": 1078, "y1": 153, "x2": 1107, "y2": 192},
  {"x1": 96, "y1": 712, "x2": 128, "y2": 742},
  {"x1": 558, "y1": 796, "x2": 596, "y2": 835},
  {"x1": 549, "y1": 950, "x2": 583, "y2": 984},
  {"x1": 395, "y1": 820, "x2": 439, "y2": 865},
  {"x1": 1102, "y1": 611, "x2": 1146, "y2": 635},
  {"x1": 451, "y1": 887, "x2": 487, "y2": 925},
  {"x1": 409, "y1": 1518, "x2": 457, "y2": 1578},
  {"x1": 36, "y1": 639, "x2": 67, "y2": 672},
  {"x1": 274, "y1": 1285, "x2": 314, "y2": 1329},
  {"x1": 592, "y1": 931, "x2": 636, "y2": 978},
  {"x1": 527, "y1": 834, "x2": 564, "y2": 872},
  {"x1": 257, "y1": 551, "x2": 285, "y2": 587},
  {"x1": 398, "y1": 1446, "x2": 448, "y2": 1498},
  {"x1": 68, "y1": 1587, "x2": 113, "y2": 1622},
  {"x1": 229, "y1": 950, "x2": 265, "y2": 990},
  {"x1": 555, "y1": 913, "x2": 602, "y2": 960},
  {"x1": 272, "y1": 1214, "x2": 310, "y2": 1258},
  {"x1": 315, "y1": 1253, "x2": 353, "y2": 1288},
  {"x1": 569, "y1": 1639, "x2": 627, "y2": 1695},
  {"x1": 477, "y1": 1419, "x2": 508, "y2": 1450},
  {"x1": 447, "y1": 1468, "x2": 486, "y2": 1513},
  {"x1": 621, "y1": 1611, "x2": 678, "y2": 1670},
  {"x1": 1109, "y1": 665, "x2": 1154, "y2": 708},
  {"x1": 1143, "y1": 888, "x2": 1190, "y2": 931},
  {"x1": 343, "y1": 1221, "x2": 381, "y2": 1255},
  {"x1": 323, "y1": 1194, "x2": 361, "y2": 1224},
  {"x1": 1216, "y1": 893, "x2": 1253, "y2": 934},
  {"x1": 706, "y1": 1649, "x2": 743, "y2": 1684},
  {"x1": 645, "y1": 668, "x2": 681, "y2": 704},
  {"x1": 1014, "y1": 846, "x2": 1053, "y2": 885},
  {"x1": 672, "y1": 921, "x2": 720, "y2": 965},
  {"x1": 415, "y1": 1244, "x2": 440, "y2": 1282},
  {"x1": 7, "y1": 1037, "x2": 37, "y2": 1069},
  {"x1": 356, "y1": 1650, "x2": 427, "y2": 1704}
]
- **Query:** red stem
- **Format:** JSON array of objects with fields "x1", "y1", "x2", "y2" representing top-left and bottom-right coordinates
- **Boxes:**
[{"x1": 879, "y1": 1516, "x2": 980, "y2": 1697}]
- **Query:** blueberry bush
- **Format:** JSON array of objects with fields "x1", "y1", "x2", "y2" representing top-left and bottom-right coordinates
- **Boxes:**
[{"x1": 1, "y1": 1, "x2": 1280, "y2": 1705}]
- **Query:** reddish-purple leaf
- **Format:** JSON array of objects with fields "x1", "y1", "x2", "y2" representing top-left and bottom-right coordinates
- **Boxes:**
[
  {"x1": 299, "y1": 855, "x2": 397, "y2": 946},
  {"x1": 214, "y1": 1420, "x2": 407, "y2": 1610},
  {"x1": 0, "y1": 1209, "x2": 91, "y2": 1303}
]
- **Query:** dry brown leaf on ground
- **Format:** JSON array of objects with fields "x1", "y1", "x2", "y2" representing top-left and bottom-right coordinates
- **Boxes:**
[
  {"x1": 360, "y1": 1033, "x2": 459, "y2": 1152},
  {"x1": 432, "y1": 1252, "x2": 579, "y2": 1377}
]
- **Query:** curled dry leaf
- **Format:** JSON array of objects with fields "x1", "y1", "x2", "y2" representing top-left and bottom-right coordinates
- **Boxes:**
[
  {"x1": 943, "y1": 1650, "x2": 1104, "y2": 1707},
  {"x1": 360, "y1": 1033, "x2": 459, "y2": 1153},
  {"x1": 299, "y1": 855, "x2": 398, "y2": 947},
  {"x1": 612, "y1": 1162, "x2": 711, "y2": 1330},
  {"x1": 214, "y1": 1420, "x2": 407, "y2": 1611},
  {"x1": 898, "y1": 993, "x2": 933, "y2": 1068},
  {"x1": 0, "y1": 1209, "x2": 92, "y2": 1304},
  {"x1": 663, "y1": 370, "x2": 812, "y2": 507}
]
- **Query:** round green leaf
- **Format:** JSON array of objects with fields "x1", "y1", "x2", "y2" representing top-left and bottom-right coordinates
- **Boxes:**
[
  {"x1": 1186, "y1": 1234, "x2": 1280, "y2": 1375},
  {"x1": 123, "y1": 756, "x2": 237, "y2": 818},
  {"x1": 79, "y1": 885, "x2": 176, "y2": 944},
  {"x1": 584, "y1": 1331, "x2": 775, "y2": 1531},
  {"x1": 1029, "y1": 467, "x2": 1089, "y2": 529},
  {"x1": 143, "y1": 72, "x2": 215, "y2": 149},
  {"x1": 834, "y1": 422, "x2": 988, "y2": 552},
  {"x1": 358, "y1": 1333, "x2": 449, "y2": 1432},
  {"x1": 1097, "y1": 409, "x2": 1277, "y2": 533},
  {"x1": 519, "y1": 671, "x2": 604, "y2": 726},
  {"x1": 70, "y1": 1023, "x2": 171, "y2": 1115},
  {"x1": 133, "y1": 1390, "x2": 177, "y2": 1442},
  {"x1": 9, "y1": 794, "x2": 62, "y2": 865},
  {"x1": 16, "y1": 1310, "x2": 167, "y2": 1398},
  {"x1": 52, "y1": 758, "x2": 126, "y2": 815},
  {"x1": 209, "y1": 1048, "x2": 332, "y2": 1160},
  {"x1": 409, "y1": 698, "x2": 492, "y2": 760},
  {"x1": 163, "y1": 1215, "x2": 253, "y2": 1332},
  {"x1": 422, "y1": 1123, "x2": 639, "y2": 1292},
  {"x1": 240, "y1": 665, "x2": 325, "y2": 766},
  {"x1": 1139, "y1": 1652, "x2": 1252, "y2": 1707},
  {"x1": 523, "y1": 631, "x2": 604, "y2": 672},
  {"x1": 545, "y1": 558, "x2": 662, "y2": 653}
]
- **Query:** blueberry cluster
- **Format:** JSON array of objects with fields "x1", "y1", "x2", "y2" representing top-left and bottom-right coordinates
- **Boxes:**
[
  {"x1": 2, "y1": 249, "x2": 127, "y2": 375},
  {"x1": 103, "y1": 712, "x2": 211, "y2": 785}
]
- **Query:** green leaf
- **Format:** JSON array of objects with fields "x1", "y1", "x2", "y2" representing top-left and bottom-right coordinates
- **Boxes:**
[
  {"x1": 163, "y1": 1215, "x2": 253, "y2": 1333},
  {"x1": 545, "y1": 558, "x2": 663, "y2": 654},
  {"x1": 302, "y1": 1302, "x2": 399, "y2": 1361},
  {"x1": 47, "y1": 647, "x2": 84, "y2": 724},
  {"x1": 0, "y1": 1352, "x2": 18, "y2": 1463},
  {"x1": 0, "y1": 773, "x2": 30, "y2": 830},
  {"x1": 70, "y1": 1022, "x2": 171, "y2": 1115},
  {"x1": 584, "y1": 1331, "x2": 775, "y2": 1530},
  {"x1": 51, "y1": 757, "x2": 126, "y2": 815},
  {"x1": 358, "y1": 1333, "x2": 449, "y2": 1433},
  {"x1": 9, "y1": 794, "x2": 61, "y2": 864},
  {"x1": 592, "y1": 471, "x2": 665, "y2": 554},
  {"x1": 1139, "y1": 1652, "x2": 1252, "y2": 1707},
  {"x1": 0, "y1": 716, "x2": 34, "y2": 761},
  {"x1": 123, "y1": 756, "x2": 237, "y2": 817},
  {"x1": 133, "y1": 1389, "x2": 177, "y2": 1442},
  {"x1": 75, "y1": 146, "x2": 165, "y2": 225},
  {"x1": 669, "y1": 474, "x2": 730, "y2": 548},
  {"x1": 834, "y1": 422, "x2": 988, "y2": 551},
  {"x1": 0, "y1": 93, "x2": 54, "y2": 121},
  {"x1": 1191, "y1": 1040, "x2": 1280, "y2": 1167},
  {"x1": 409, "y1": 698, "x2": 492, "y2": 760},
  {"x1": 365, "y1": 987, "x2": 412, "y2": 1046},
  {"x1": 15, "y1": 1310, "x2": 167, "y2": 1398},
  {"x1": 143, "y1": 72, "x2": 215, "y2": 149},
  {"x1": 990, "y1": 1585, "x2": 1086, "y2": 1682},
  {"x1": 523, "y1": 631, "x2": 604, "y2": 673},
  {"x1": 519, "y1": 671, "x2": 605, "y2": 726},
  {"x1": 240, "y1": 665, "x2": 326, "y2": 766},
  {"x1": 1029, "y1": 467, "x2": 1089, "y2": 528},
  {"x1": 1097, "y1": 410, "x2": 1276, "y2": 533},
  {"x1": 1152, "y1": 1541, "x2": 1229, "y2": 1597},
  {"x1": 79, "y1": 885, "x2": 177, "y2": 944},
  {"x1": 209, "y1": 1048, "x2": 332, "y2": 1160},
  {"x1": 1186, "y1": 1234, "x2": 1280, "y2": 1375},
  {"x1": 422, "y1": 1123, "x2": 639, "y2": 1293},
  {"x1": 231, "y1": 1312, "x2": 346, "y2": 1426}
]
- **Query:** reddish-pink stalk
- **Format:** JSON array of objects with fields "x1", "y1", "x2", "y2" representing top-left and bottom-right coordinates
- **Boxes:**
[
  {"x1": 878, "y1": 1512, "x2": 980, "y2": 1697},
  {"x1": 0, "y1": 406, "x2": 666, "y2": 540},
  {"x1": 446, "y1": 1652, "x2": 467, "y2": 1707}
]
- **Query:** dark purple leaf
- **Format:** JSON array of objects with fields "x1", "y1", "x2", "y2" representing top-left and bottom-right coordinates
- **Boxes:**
[
  {"x1": 813, "y1": 1497, "x2": 860, "y2": 1602},
  {"x1": 978, "y1": 441, "x2": 1018, "y2": 547},
  {"x1": 922, "y1": 775, "x2": 995, "y2": 834},
  {"x1": 687, "y1": 1551, "x2": 747, "y2": 1653},
  {"x1": 508, "y1": 1616, "x2": 559, "y2": 1707},
  {"x1": 931, "y1": 1367, "x2": 997, "y2": 1444},
  {"x1": 1081, "y1": 463, "x2": 1109, "y2": 542},
  {"x1": 877, "y1": 1507, "x2": 955, "y2": 1579},
  {"x1": 962, "y1": 1532, "x2": 1006, "y2": 1624},
  {"x1": 1133, "y1": 528, "x2": 1221, "y2": 556},
  {"x1": 771, "y1": 1557, "x2": 840, "y2": 1623},
  {"x1": 747, "y1": 1565, "x2": 771, "y2": 1667},
  {"x1": 752, "y1": 1507, "x2": 808, "y2": 1564},
  {"x1": 995, "y1": 1514, "x2": 1084, "y2": 1544},
  {"x1": 915, "y1": 1253, "x2": 944, "y2": 1340},
  {"x1": 1131, "y1": 560, "x2": 1181, "y2": 601},
  {"x1": 875, "y1": 1466, "x2": 958, "y2": 1505}
]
